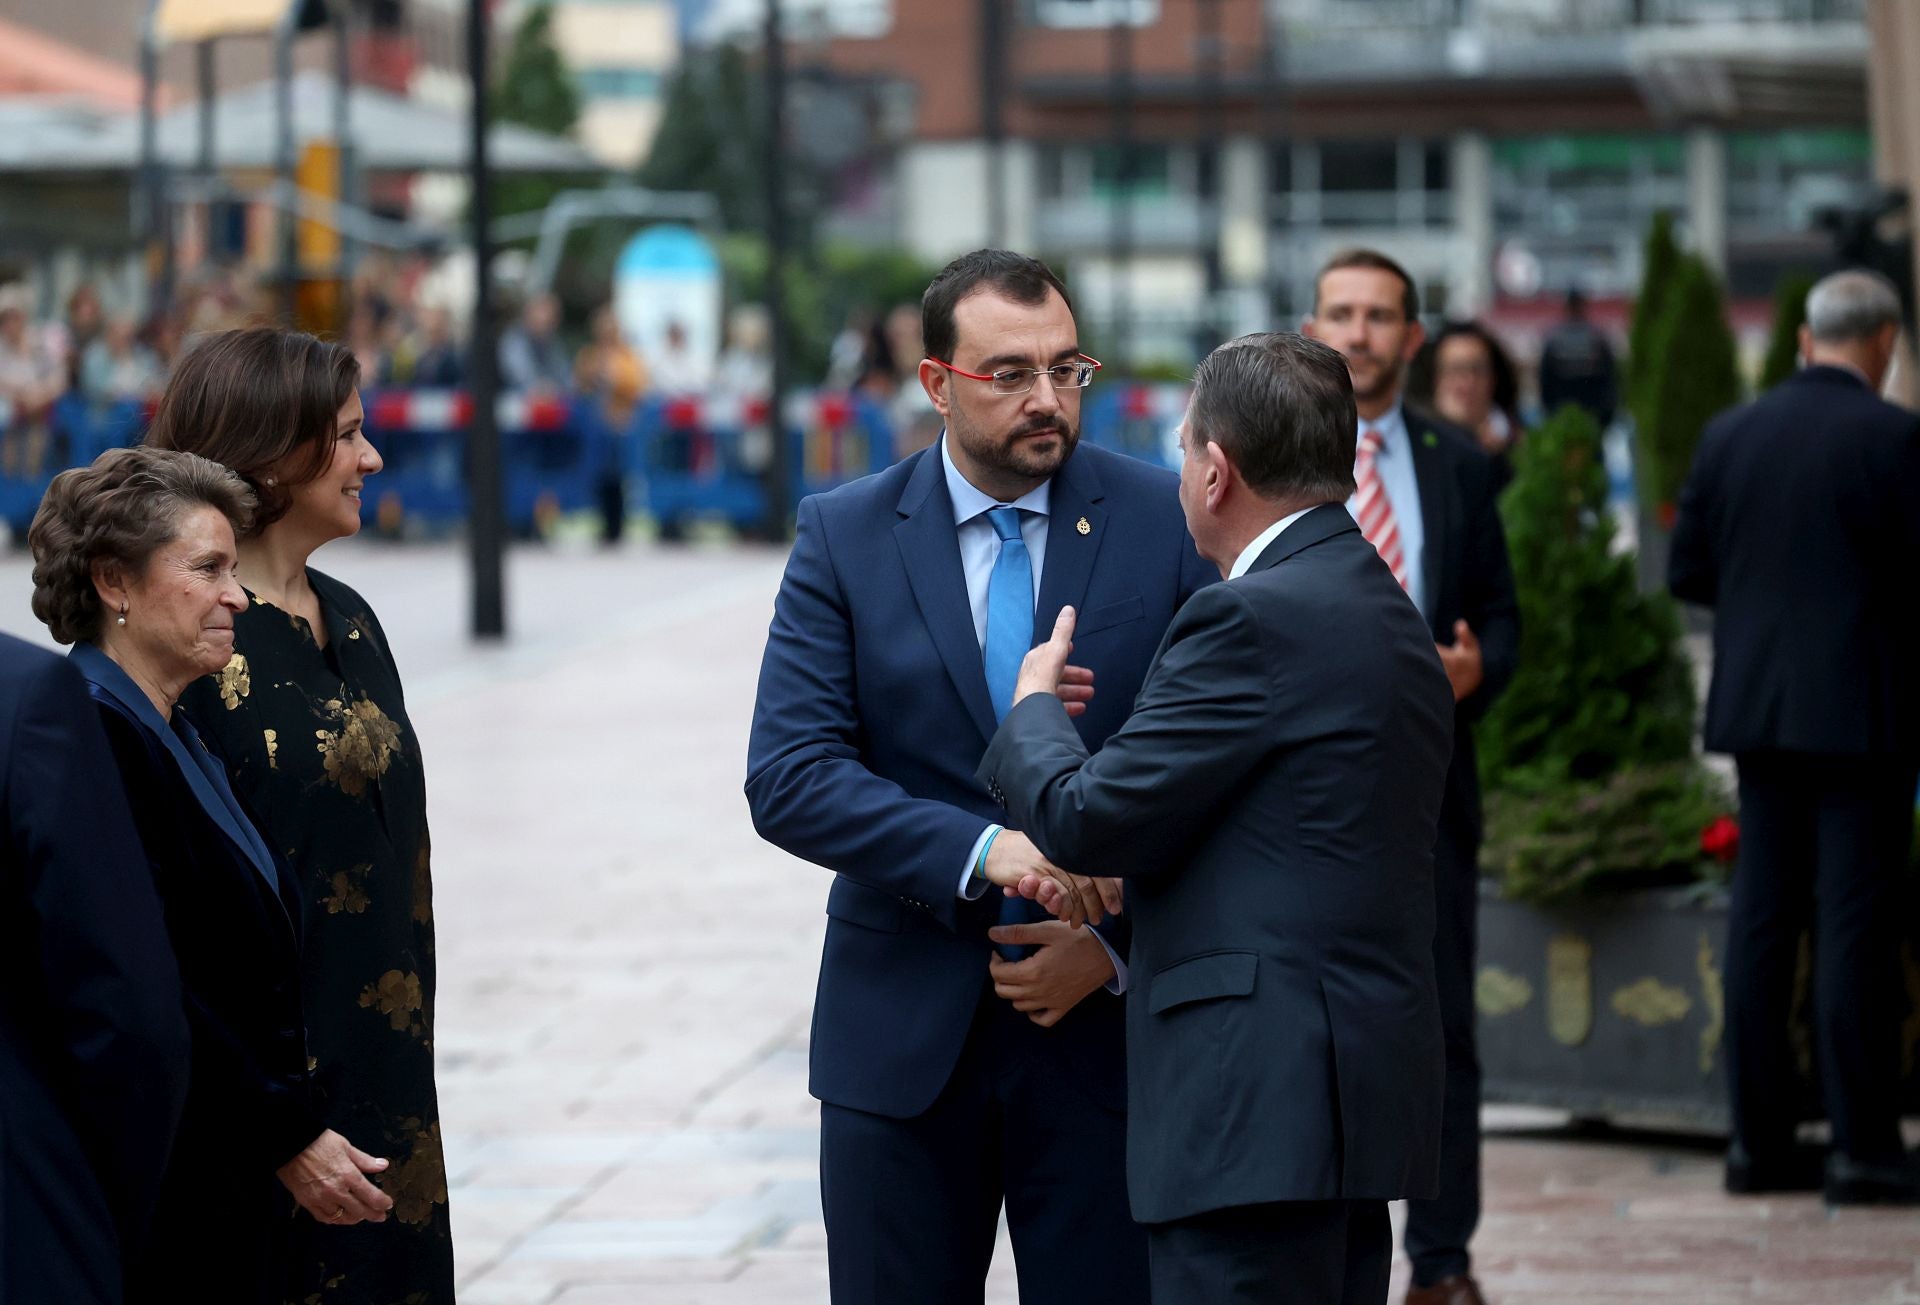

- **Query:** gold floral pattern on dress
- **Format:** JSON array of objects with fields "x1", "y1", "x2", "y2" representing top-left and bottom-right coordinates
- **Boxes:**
[
  {"x1": 319, "y1": 863, "x2": 373, "y2": 915},
  {"x1": 264, "y1": 727, "x2": 279, "y2": 768},
  {"x1": 384, "y1": 1119, "x2": 449, "y2": 1227},
  {"x1": 412, "y1": 844, "x2": 433, "y2": 926},
  {"x1": 218, "y1": 653, "x2": 251, "y2": 709},
  {"x1": 358, "y1": 968, "x2": 426, "y2": 1036},
  {"x1": 315, "y1": 695, "x2": 402, "y2": 796}
]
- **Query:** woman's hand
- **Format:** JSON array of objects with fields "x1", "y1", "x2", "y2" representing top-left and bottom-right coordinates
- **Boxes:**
[{"x1": 276, "y1": 1129, "x2": 394, "y2": 1226}]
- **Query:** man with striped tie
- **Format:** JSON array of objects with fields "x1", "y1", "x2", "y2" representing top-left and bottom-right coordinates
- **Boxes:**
[{"x1": 1306, "y1": 249, "x2": 1520, "y2": 1305}]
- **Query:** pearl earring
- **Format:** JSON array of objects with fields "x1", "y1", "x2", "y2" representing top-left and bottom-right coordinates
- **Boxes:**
[
  {"x1": 264, "y1": 476, "x2": 276, "y2": 487},
  {"x1": 116, "y1": 604, "x2": 127, "y2": 628}
]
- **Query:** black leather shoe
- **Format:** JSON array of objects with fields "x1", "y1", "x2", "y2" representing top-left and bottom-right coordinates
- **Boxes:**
[
  {"x1": 1725, "y1": 1141, "x2": 1825, "y2": 1194},
  {"x1": 1825, "y1": 1153, "x2": 1920, "y2": 1205}
]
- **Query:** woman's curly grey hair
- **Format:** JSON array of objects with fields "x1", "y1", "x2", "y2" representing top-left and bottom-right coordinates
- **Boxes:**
[{"x1": 29, "y1": 446, "x2": 256, "y2": 645}]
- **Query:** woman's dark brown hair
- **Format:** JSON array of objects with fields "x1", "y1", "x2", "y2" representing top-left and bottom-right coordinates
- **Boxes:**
[
  {"x1": 29, "y1": 446, "x2": 256, "y2": 644},
  {"x1": 145, "y1": 327, "x2": 360, "y2": 534}
]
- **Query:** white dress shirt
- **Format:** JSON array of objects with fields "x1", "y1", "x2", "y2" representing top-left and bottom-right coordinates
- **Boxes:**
[
  {"x1": 1343, "y1": 400, "x2": 1428, "y2": 619},
  {"x1": 940, "y1": 436, "x2": 1126, "y2": 991},
  {"x1": 1229, "y1": 506, "x2": 1317, "y2": 580}
]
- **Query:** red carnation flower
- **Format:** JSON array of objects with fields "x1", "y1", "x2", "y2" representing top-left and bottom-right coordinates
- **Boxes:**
[{"x1": 1700, "y1": 815, "x2": 1740, "y2": 863}]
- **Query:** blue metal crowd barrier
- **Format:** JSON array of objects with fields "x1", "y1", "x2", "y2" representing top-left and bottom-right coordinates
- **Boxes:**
[
  {"x1": 0, "y1": 380, "x2": 1198, "y2": 539},
  {"x1": 0, "y1": 395, "x2": 152, "y2": 533},
  {"x1": 633, "y1": 389, "x2": 897, "y2": 533}
]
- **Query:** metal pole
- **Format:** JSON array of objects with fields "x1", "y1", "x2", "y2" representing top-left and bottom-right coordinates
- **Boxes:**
[
  {"x1": 1108, "y1": 11, "x2": 1134, "y2": 369},
  {"x1": 1195, "y1": 0, "x2": 1223, "y2": 355},
  {"x1": 197, "y1": 41, "x2": 217, "y2": 179},
  {"x1": 1262, "y1": 11, "x2": 1288, "y2": 323},
  {"x1": 138, "y1": 7, "x2": 172, "y2": 318},
  {"x1": 980, "y1": 0, "x2": 1006, "y2": 246},
  {"x1": 468, "y1": 0, "x2": 505, "y2": 638},
  {"x1": 333, "y1": 1, "x2": 357, "y2": 287},
  {"x1": 762, "y1": 0, "x2": 792, "y2": 538},
  {"x1": 275, "y1": 9, "x2": 298, "y2": 322}
]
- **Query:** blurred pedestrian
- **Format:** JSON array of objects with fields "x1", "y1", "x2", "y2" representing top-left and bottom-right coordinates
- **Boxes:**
[
  {"x1": 146, "y1": 329, "x2": 456, "y2": 1299},
  {"x1": 0, "y1": 288, "x2": 66, "y2": 479},
  {"x1": 59, "y1": 283, "x2": 107, "y2": 392},
  {"x1": 81, "y1": 317, "x2": 165, "y2": 409},
  {"x1": 0, "y1": 629, "x2": 188, "y2": 1305},
  {"x1": 715, "y1": 304, "x2": 772, "y2": 400},
  {"x1": 1305, "y1": 248, "x2": 1520, "y2": 1305},
  {"x1": 30, "y1": 446, "x2": 395, "y2": 1303},
  {"x1": 1669, "y1": 268, "x2": 1920, "y2": 1205},
  {"x1": 499, "y1": 292, "x2": 570, "y2": 392},
  {"x1": 575, "y1": 305, "x2": 649, "y2": 544},
  {"x1": 1537, "y1": 289, "x2": 1617, "y2": 429},
  {"x1": 401, "y1": 305, "x2": 465, "y2": 389},
  {"x1": 648, "y1": 318, "x2": 710, "y2": 394},
  {"x1": 1410, "y1": 320, "x2": 1525, "y2": 489}
]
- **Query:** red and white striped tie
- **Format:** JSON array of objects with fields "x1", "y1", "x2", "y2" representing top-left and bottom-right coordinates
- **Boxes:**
[{"x1": 1354, "y1": 427, "x2": 1410, "y2": 592}]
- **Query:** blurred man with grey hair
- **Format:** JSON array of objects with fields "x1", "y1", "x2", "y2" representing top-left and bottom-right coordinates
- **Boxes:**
[{"x1": 1670, "y1": 267, "x2": 1920, "y2": 1205}]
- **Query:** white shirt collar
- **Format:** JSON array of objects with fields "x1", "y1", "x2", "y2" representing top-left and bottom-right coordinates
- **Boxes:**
[
  {"x1": 1228, "y1": 505, "x2": 1316, "y2": 579},
  {"x1": 1359, "y1": 400, "x2": 1408, "y2": 452},
  {"x1": 940, "y1": 433, "x2": 1051, "y2": 524}
]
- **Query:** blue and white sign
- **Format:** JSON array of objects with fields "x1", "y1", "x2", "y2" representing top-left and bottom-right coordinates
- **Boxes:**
[{"x1": 613, "y1": 224, "x2": 722, "y2": 393}]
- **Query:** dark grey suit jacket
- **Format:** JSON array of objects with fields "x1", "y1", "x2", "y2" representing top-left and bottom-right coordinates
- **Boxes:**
[{"x1": 978, "y1": 503, "x2": 1454, "y2": 1224}]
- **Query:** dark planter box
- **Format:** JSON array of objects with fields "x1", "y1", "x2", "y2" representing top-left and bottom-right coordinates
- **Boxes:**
[{"x1": 1475, "y1": 887, "x2": 1920, "y2": 1129}]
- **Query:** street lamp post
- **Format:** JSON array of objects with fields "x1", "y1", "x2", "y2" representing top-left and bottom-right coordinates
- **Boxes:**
[
  {"x1": 1108, "y1": 9, "x2": 1134, "y2": 369},
  {"x1": 468, "y1": 0, "x2": 505, "y2": 638},
  {"x1": 762, "y1": 0, "x2": 792, "y2": 539}
]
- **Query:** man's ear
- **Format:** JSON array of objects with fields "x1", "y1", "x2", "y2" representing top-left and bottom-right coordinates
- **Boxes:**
[
  {"x1": 918, "y1": 359, "x2": 952, "y2": 419},
  {"x1": 1798, "y1": 323, "x2": 1815, "y2": 367},
  {"x1": 1401, "y1": 318, "x2": 1427, "y2": 364},
  {"x1": 1204, "y1": 439, "x2": 1232, "y2": 513}
]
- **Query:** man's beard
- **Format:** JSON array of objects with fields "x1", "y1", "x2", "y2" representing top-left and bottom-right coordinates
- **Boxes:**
[
  {"x1": 951, "y1": 409, "x2": 1080, "y2": 482},
  {"x1": 1345, "y1": 351, "x2": 1406, "y2": 406}
]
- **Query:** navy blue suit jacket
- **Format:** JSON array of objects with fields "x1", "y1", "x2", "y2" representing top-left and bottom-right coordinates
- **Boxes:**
[
  {"x1": 746, "y1": 441, "x2": 1214, "y2": 1118},
  {"x1": 0, "y1": 635, "x2": 188, "y2": 1305},
  {"x1": 73, "y1": 644, "x2": 320, "y2": 1298},
  {"x1": 1669, "y1": 365, "x2": 1920, "y2": 758},
  {"x1": 978, "y1": 506, "x2": 1454, "y2": 1222}
]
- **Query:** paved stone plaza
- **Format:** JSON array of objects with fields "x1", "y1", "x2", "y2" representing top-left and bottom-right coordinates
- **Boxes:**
[{"x1": 3, "y1": 538, "x2": 1915, "y2": 1304}]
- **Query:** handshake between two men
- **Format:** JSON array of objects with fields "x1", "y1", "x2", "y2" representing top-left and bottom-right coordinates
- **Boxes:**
[{"x1": 978, "y1": 606, "x2": 1120, "y2": 930}]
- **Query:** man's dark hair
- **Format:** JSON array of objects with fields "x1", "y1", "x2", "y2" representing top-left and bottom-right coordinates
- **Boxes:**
[
  {"x1": 1188, "y1": 332, "x2": 1357, "y2": 502},
  {"x1": 1313, "y1": 248, "x2": 1419, "y2": 322},
  {"x1": 922, "y1": 250, "x2": 1073, "y2": 365}
]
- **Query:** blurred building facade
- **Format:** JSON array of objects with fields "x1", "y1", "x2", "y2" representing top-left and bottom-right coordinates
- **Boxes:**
[
  {"x1": 525, "y1": 0, "x2": 679, "y2": 169},
  {"x1": 795, "y1": 0, "x2": 1874, "y2": 363}
]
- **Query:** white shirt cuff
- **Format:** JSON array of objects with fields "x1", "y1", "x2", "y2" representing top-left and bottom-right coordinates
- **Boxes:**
[
  {"x1": 958, "y1": 824, "x2": 1001, "y2": 899},
  {"x1": 1089, "y1": 929, "x2": 1128, "y2": 994}
]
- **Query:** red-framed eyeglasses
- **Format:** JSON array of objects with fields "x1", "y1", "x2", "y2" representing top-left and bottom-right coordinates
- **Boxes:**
[{"x1": 926, "y1": 354, "x2": 1103, "y2": 396}]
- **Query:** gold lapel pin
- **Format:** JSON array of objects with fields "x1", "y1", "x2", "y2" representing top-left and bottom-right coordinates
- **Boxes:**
[{"x1": 1076, "y1": 516, "x2": 1091, "y2": 536}]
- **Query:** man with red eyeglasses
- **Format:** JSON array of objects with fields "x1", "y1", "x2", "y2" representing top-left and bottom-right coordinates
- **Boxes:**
[{"x1": 748, "y1": 250, "x2": 1214, "y2": 1304}]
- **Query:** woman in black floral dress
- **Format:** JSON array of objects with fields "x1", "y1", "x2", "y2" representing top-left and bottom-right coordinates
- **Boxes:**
[{"x1": 151, "y1": 328, "x2": 455, "y2": 1303}]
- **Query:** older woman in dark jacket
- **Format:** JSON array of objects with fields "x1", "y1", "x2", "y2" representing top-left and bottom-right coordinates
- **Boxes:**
[{"x1": 28, "y1": 446, "x2": 392, "y2": 1304}]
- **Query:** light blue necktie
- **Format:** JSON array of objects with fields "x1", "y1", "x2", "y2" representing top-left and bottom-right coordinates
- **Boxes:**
[
  {"x1": 984, "y1": 506, "x2": 1033, "y2": 722},
  {"x1": 984, "y1": 506, "x2": 1037, "y2": 959}
]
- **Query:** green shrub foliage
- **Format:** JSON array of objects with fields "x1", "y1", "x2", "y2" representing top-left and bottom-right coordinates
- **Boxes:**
[
  {"x1": 1624, "y1": 209, "x2": 1681, "y2": 427},
  {"x1": 1482, "y1": 763, "x2": 1730, "y2": 904},
  {"x1": 1634, "y1": 253, "x2": 1742, "y2": 515},
  {"x1": 1758, "y1": 271, "x2": 1815, "y2": 393},
  {"x1": 1478, "y1": 406, "x2": 1697, "y2": 785},
  {"x1": 1477, "y1": 406, "x2": 1727, "y2": 902}
]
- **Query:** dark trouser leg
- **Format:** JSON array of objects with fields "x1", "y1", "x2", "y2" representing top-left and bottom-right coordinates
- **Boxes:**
[
  {"x1": 997, "y1": 1000, "x2": 1148, "y2": 1305},
  {"x1": 1148, "y1": 1201, "x2": 1389, "y2": 1305},
  {"x1": 1810, "y1": 760, "x2": 1916, "y2": 1162},
  {"x1": 819, "y1": 1009, "x2": 1001, "y2": 1305},
  {"x1": 1727, "y1": 753, "x2": 1817, "y2": 1157},
  {"x1": 1404, "y1": 833, "x2": 1481, "y2": 1287}
]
